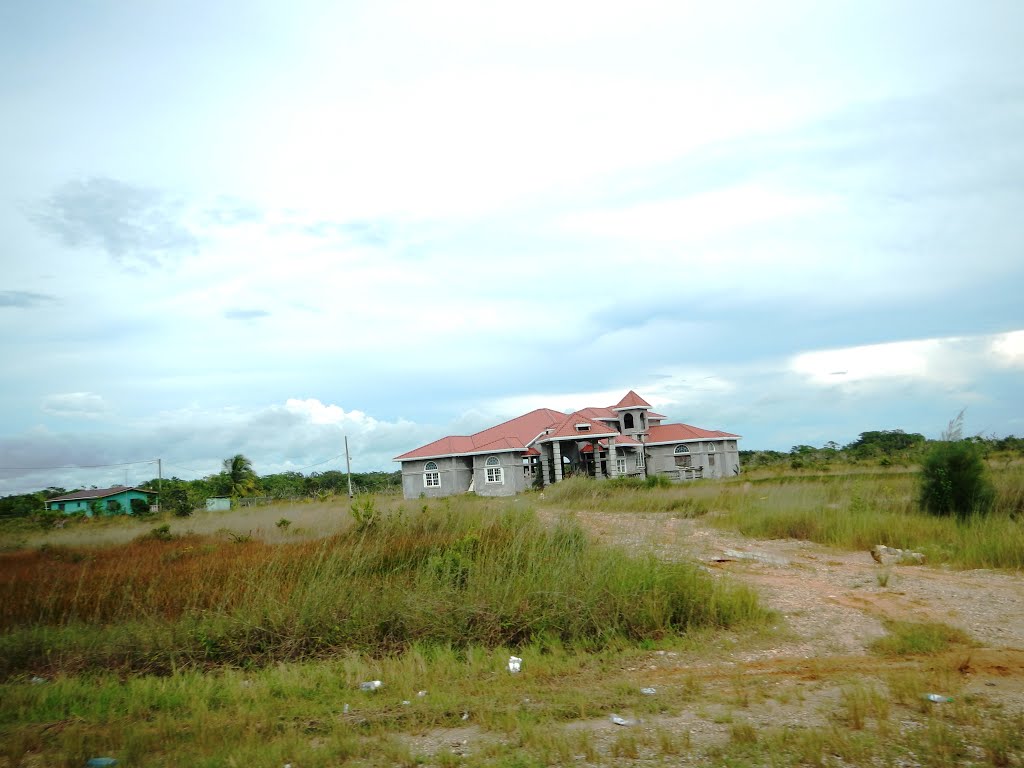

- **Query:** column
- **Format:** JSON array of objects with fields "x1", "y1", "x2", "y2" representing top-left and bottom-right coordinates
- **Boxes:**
[
  {"x1": 607, "y1": 436, "x2": 618, "y2": 479},
  {"x1": 552, "y1": 441, "x2": 563, "y2": 482},
  {"x1": 539, "y1": 446, "x2": 550, "y2": 488}
]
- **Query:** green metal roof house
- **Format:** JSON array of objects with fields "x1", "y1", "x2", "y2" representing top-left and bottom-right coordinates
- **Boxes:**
[{"x1": 46, "y1": 485, "x2": 158, "y2": 516}]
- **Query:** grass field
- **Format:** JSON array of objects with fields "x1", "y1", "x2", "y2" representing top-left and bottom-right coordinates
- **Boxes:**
[{"x1": 1, "y1": 461, "x2": 1022, "y2": 766}]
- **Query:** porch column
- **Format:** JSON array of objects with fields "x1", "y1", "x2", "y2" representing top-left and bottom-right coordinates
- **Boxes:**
[
  {"x1": 591, "y1": 440, "x2": 600, "y2": 478},
  {"x1": 539, "y1": 446, "x2": 550, "y2": 488},
  {"x1": 552, "y1": 441, "x2": 564, "y2": 482},
  {"x1": 607, "y1": 436, "x2": 618, "y2": 479}
]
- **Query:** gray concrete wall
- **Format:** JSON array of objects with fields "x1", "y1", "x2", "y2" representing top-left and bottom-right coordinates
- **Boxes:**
[
  {"x1": 400, "y1": 456, "x2": 473, "y2": 499},
  {"x1": 646, "y1": 440, "x2": 741, "y2": 480},
  {"x1": 472, "y1": 452, "x2": 527, "y2": 497}
]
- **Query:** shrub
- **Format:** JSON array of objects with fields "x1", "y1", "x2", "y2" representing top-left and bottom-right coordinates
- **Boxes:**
[{"x1": 919, "y1": 441, "x2": 995, "y2": 519}]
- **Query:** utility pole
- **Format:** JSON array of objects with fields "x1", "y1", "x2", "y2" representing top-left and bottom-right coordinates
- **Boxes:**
[
  {"x1": 157, "y1": 458, "x2": 163, "y2": 513},
  {"x1": 345, "y1": 436, "x2": 354, "y2": 498}
]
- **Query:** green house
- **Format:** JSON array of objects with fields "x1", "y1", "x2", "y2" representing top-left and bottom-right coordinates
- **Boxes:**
[{"x1": 46, "y1": 486, "x2": 158, "y2": 516}]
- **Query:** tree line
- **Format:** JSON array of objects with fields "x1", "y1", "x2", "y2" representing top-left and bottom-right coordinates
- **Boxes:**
[
  {"x1": 740, "y1": 430, "x2": 1024, "y2": 471},
  {"x1": 0, "y1": 453, "x2": 401, "y2": 519}
]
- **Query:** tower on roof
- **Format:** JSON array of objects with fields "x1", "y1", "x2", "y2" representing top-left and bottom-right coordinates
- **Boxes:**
[
  {"x1": 612, "y1": 391, "x2": 652, "y2": 437},
  {"x1": 612, "y1": 390, "x2": 652, "y2": 411}
]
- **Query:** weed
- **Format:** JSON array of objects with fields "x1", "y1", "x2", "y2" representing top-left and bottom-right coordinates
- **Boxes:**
[
  {"x1": 350, "y1": 496, "x2": 379, "y2": 531},
  {"x1": 730, "y1": 721, "x2": 758, "y2": 745},
  {"x1": 870, "y1": 621, "x2": 974, "y2": 657},
  {"x1": 876, "y1": 568, "x2": 892, "y2": 587},
  {"x1": 276, "y1": 518, "x2": 292, "y2": 531},
  {"x1": 149, "y1": 524, "x2": 174, "y2": 542}
]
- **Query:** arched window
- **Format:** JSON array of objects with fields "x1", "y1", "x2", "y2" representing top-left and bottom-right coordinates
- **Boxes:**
[
  {"x1": 673, "y1": 444, "x2": 692, "y2": 468},
  {"x1": 623, "y1": 413, "x2": 635, "y2": 429},
  {"x1": 707, "y1": 443, "x2": 716, "y2": 452},
  {"x1": 707, "y1": 443, "x2": 716, "y2": 467},
  {"x1": 423, "y1": 461, "x2": 439, "y2": 488},
  {"x1": 485, "y1": 456, "x2": 503, "y2": 484}
]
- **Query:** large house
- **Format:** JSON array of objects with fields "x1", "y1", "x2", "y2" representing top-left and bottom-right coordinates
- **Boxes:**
[
  {"x1": 394, "y1": 391, "x2": 740, "y2": 499},
  {"x1": 46, "y1": 485, "x2": 158, "y2": 515}
]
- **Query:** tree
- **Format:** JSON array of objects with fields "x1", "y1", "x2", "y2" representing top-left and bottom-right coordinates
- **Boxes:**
[
  {"x1": 222, "y1": 454, "x2": 260, "y2": 497},
  {"x1": 919, "y1": 412, "x2": 995, "y2": 519}
]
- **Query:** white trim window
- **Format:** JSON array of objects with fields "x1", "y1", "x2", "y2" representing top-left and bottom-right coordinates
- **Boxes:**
[
  {"x1": 616, "y1": 457, "x2": 626, "y2": 474},
  {"x1": 485, "y1": 456, "x2": 504, "y2": 484},
  {"x1": 634, "y1": 451, "x2": 645, "y2": 469},
  {"x1": 673, "y1": 444, "x2": 692, "y2": 468},
  {"x1": 423, "y1": 461, "x2": 440, "y2": 488},
  {"x1": 707, "y1": 442, "x2": 716, "y2": 453}
]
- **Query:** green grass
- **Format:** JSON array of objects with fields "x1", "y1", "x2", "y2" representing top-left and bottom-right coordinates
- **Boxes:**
[
  {"x1": 539, "y1": 475, "x2": 711, "y2": 515},
  {"x1": 870, "y1": 621, "x2": 975, "y2": 657},
  {"x1": 0, "y1": 502, "x2": 767, "y2": 678},
  {"x1": 702, "y1": 465, "x2": 1024, "y2": 569}
]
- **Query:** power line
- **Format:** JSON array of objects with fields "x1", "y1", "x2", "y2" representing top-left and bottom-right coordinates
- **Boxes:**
[
  {"x1": 0, "y1": 459, "x2": 158, "y2": 471},
  {"x1": 290, "y1": 453, "x2": 346, "y2": 472}
]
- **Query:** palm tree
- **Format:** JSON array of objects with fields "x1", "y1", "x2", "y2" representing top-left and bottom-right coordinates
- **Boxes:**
[{"x1": 222, "y1": 454, "x2": 259, "y2": 497}]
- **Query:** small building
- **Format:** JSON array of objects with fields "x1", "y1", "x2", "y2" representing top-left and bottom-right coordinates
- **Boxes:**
[
  {"x1": 205, "y1": 496, "x2": 231, "y2": 512},
  {"x1": 394, "y1": 390, "x2": 741, "y2": 499},
  {"x1": 46, "y1": 485, "x2": 158, "y2": 516}
]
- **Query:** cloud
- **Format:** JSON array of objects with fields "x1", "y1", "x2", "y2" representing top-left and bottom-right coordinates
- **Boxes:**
[
  {"x1": 0, "y1": 290, "x2": 57, "y2": 308},
  {"x1": 31, "y1": 177, "x2": 199, "y2": 269},
  {"x1": 40, "y1": 392, "x2": 111, "y2": 419},
  {"x1": 0, "y1": 398, "x2": 434, "y2": 495},
  {"x1": 991, "y1": 330, "x2": 1024, "y2": 368},
  {"x1": 224, "y1": 308, "x2": 271, "y2": 320},
  {"x1": 788, "y1": 331, "x2": 1023, "y2": 389}
]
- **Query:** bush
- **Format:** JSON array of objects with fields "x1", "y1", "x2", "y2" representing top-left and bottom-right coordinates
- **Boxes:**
[{"x1": 919, "y1": 441, "x2": 995, "y2": 519}]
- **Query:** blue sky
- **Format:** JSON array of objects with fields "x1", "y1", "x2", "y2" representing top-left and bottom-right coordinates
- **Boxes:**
[{"x1": 1, "y1": 0, "x2": 1022, "y2": 493}]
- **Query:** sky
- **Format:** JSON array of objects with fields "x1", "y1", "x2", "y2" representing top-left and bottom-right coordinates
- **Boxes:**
[{"x1": 1, "y1": 0, "x2": 1023, "y2": 494}]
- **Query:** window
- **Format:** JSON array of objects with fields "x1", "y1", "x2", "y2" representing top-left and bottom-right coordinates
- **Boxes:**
[
  {"x1": 485, "y1": 456, "x2": 504, "y2": 484},
  {"x1": 707, "y1": 443, "x2": 716, "y2": 453},
  {"x1": 574, "y1": 423, "x2": 590, "y2": 432},
  {"x1": 623, "y1": 413, "x2": 634, "y2": 429},
  {"x1": 616, "y1": 458, "x2": 626, "y2": 474},
  {"x1": 634, "y1": 451, "x2": 645, "y2": 469},
  {"x1": 709, "y1": 454, "x2": 716, "y2": 467},
  {"x1": 423, "y1": 461, "x2": 440, "y2": 488},
  {"x1": 674, "y1": 444, "x2": 692, "y2": 468}
]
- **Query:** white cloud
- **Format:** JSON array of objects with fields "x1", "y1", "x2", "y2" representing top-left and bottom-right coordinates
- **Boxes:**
[
  {"x1": 790, "y1": 330, "x2": 1024, "y2": 388},
  {"x1": 991, "y1": 330, "x2": 1024, "y2": 367},
  {"x1": 40, "y1": 392, "x2": 111, "y2": 419},
  {"x1": 561, "y1": 185, "x2": 833, "y2": 243}
]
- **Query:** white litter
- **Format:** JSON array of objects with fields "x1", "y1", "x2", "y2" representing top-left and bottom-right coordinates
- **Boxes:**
[
  {"x1": 508, "y1": 656, "x2": 522, "y2": 674},
  {"x1": 359, "y1": 680, "x2": 383, "y2": 691},
  {"x1": 640, "y1": 687, "x2": 657, "y2": 695},
  {"x1": 610, "y1": 714, "x2": 637, "y2": 726}
]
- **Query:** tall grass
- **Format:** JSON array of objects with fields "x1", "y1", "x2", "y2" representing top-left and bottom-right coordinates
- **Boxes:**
[
  {"x1": 705, "y1": 468, "x2": 1024, "y2": 569},
  {"x1": 0, "y1": 503, "x2": 766, "y2": 677},
  {"x1": 540, "y1": 476, "x2": 711, "y2": 515}
]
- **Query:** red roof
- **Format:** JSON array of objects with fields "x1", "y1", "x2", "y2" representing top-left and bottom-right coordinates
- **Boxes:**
[
  {"x1": 645, "y1": 424, "x2": 740, "y2": 444},
  {"x1": 613, "y1": 390, "x2": 652, "y2": 410},
  {"x1": 536, "y1": 412, "x2": 621, "y2": 442},
  {"x1": 394, "y1": 392, "x2": 740, "y2": 462},
  {"x1": 576, "y1": 406, "x2": 619, "y2": 421},
  {"x1": 394, "y1": 408, "x2": 566, "y2": 460}
]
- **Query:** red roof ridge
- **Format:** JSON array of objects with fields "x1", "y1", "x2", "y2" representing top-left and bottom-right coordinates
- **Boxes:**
[
  {"x1": 537, "y1": 411, "x2": 621, "y2": 442},
  {"x1": 613, "y1": 390, "x2": 652, "y2": 410}
]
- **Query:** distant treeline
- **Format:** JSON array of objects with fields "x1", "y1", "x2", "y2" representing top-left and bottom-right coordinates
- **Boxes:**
[
  {"x1": 742, "y1": 431, "x2": 1024, "y2": 470},
  {"x1": 0, "y1": 469, "x2": 401, "y2": 519}
]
